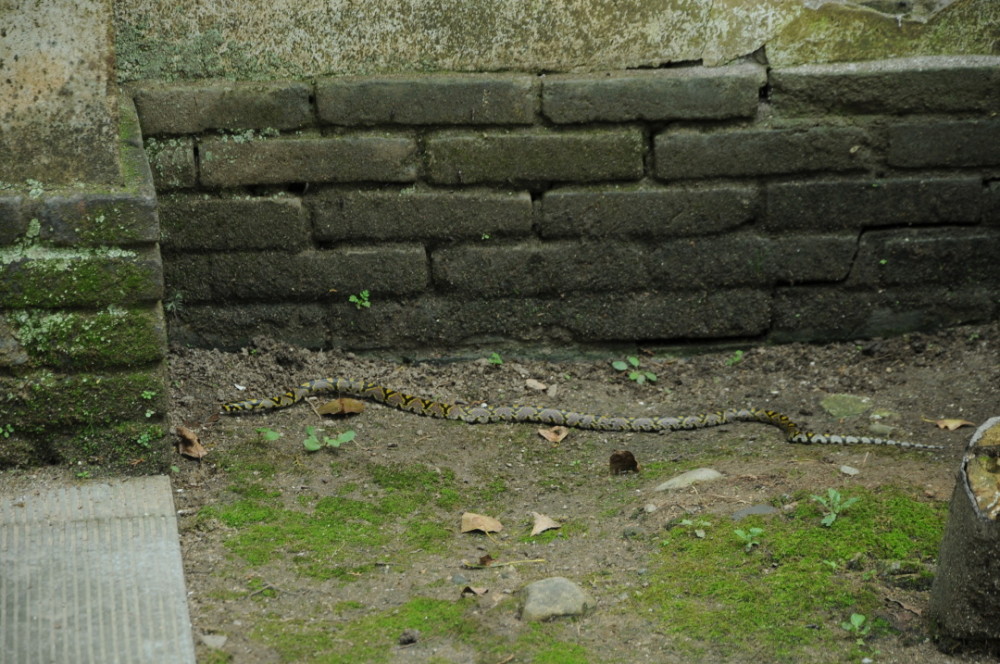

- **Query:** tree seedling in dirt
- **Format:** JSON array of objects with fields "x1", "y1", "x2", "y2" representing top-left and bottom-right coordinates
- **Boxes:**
[
  {"x1": 487, "y1": 352, "x2": 503, "y2": 365},
  {"x1": 725, "y1": 349, "x2": 745, "y2": 366},
  {"x1": 677, "y1": 518, "x2": 711, "y2": 539},
  {"x1": 349, "y1": 290, "x2": 371, "y2": 310},
  {"x1": 812, "y1": 488, "x2": 859, "y2": 527},
  {"x1": 841, "y1": 613, "x2": 871, "y2": 646},
  {"x1": 612, "y1": 356, "x2": 656, "y2": 385},
  {"x1": 734, "y1": 527, "x2": 764, "y2": 552},
  {"x1": 303, "y1": 426, "x2": 355, "y2": 451}
]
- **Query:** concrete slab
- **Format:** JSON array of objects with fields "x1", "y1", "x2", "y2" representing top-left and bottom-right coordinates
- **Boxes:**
[{"x1": 0, "y1": 476, "x2": 195, "y2": 664}]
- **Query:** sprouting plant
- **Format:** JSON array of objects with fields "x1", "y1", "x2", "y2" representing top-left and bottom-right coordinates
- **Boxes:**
[
  {"x1": 75, "y1": 470, "x2": 92, "y2": 480},
  {"x1": 812, "y1": 488, "x2": 860, "y2": 527},
  {"x1": 612, "y1": 356, "x2": 656, "y2": 385},
  {"x1": 481, "y1": 233, "x2": 491, "y2": 240},
  {"x1": 256, "y1": 427, "x2": 282, "y2": 442},
  {"x1": 303, "y1": 426, "x2": 355, "y2": 452},
  {"x1": 487, "y1": 352, "x2": 503, "y2": 365},
  {"x1": 677, "y1": 518, "x2": 711, "y2": 539},
  {"x1": 349, "y1": 290, "x2": 371, "y2": 310},
  {"x1": 841, "y1": 613, "x2": 871, "y2": 645},
  {"x1": 725, "y1": 349, "x2": 745, "y2": 366},
  {"x1": 734, "y1": 527, "x2": 764, "y2": 552},
  {"x1": 163, "y1": 291, "x2": 184, "y2": 315},
  {"x1": 140, "y1": 390, "x2": 157, "y2": 400},
  {"x1": 1, "y1": 424, "x2": 13, "y2": 438}
]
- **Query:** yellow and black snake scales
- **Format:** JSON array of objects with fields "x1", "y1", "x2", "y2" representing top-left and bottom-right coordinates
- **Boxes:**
[{"x1": 220, "y1": 377, "x2": 942, "y2": 450}]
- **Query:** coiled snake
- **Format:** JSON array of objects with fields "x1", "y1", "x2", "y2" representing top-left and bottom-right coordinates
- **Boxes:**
[{"x1": 221, "y1": 377, "x2": 942, "y2": 451}]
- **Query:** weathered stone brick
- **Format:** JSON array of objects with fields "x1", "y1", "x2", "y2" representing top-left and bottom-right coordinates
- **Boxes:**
[
  {"x1": 310, "y1": 188, "x2": 532, "y2": 241},
  {"x1": 426, "y1": 129, "x2": 644, "y2": 184},
  {"x1": 888, "y1": 120, "x2": 1000, "y2": 168},
  {"x1": 986, "y1": 182, "x2": 1000, "y2": 226},
  {"x1": 0, "y1": 246, "x2": 163, "y2": 308},
  {"x1": 770, "y1": 56, "x2": 1000, "y2": 115},
  {"x1": 185, "y1": 246, "x2": 429, "y2": 302},
  {"x1": 5, "y1": 305, "x2": 166, "y2": 370},
  {"x1": 765, "y1": 177, "x2": 983, "y2": 232},
  {"x1": 145, "y1": 137, "x2": 197, "y2": 190},
  {"x1": 200, "y1": 135, "x2": 418, "y2": 187},
  {"x1": 317, "y1": 74, "x2": 538, "y2": 125},
  {"x1": 39, "y1": 193, "x2": 159, "y2": 247},
  {"x1": 168, "y1": 303, "x2": 328, "y2": 351},
  {"x1": 771, "y1": 234, "x2": 857, "y2": 284},
  {"x1": 133, "y1": 80, "x2": 313, "y2": 135},
  {"x1": 771, "y1": 286, "x2": 996, "y2": 343},
  {"x1": 543, "y1": 63, "x2": 765, "y2": 123},
  {"x1": 850, "y1": 227, "x2": 1000, "y2": 287},
  {"x1": 163, "y1": 254, "x2": 213, "y2": 303},
  {"x1": 160, "y1": 195, "x2": 310, "y2": 251},
  {"x1": 540, "y1": 184, "x2": 758, "y2": 238},
  {"x1": 648, "y1": 234, "x2": 774, "y2": 289},
  {"x1": 432, "y1": 241, "x2": 648, "y2": 295},
  {"x1": 655, "y1": 126, "x2": 869, "y2": 179},
  {"x1": 0, "y1": 196, "x2": 26, "y2": 246}
]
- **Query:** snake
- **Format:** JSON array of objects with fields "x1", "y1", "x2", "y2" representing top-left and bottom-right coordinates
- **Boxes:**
[{"x1": 220, "y1": 377, "x2": 943, "y2": 451}]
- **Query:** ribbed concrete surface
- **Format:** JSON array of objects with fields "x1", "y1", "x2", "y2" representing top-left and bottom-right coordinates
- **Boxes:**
[{"x1": 0, "y1": 476, "x2": 195, "y2": 664}]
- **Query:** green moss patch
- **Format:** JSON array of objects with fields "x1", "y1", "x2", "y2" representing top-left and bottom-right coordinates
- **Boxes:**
[{"x1": 638, "y1": 486, "x2": 946, "y2": 661}]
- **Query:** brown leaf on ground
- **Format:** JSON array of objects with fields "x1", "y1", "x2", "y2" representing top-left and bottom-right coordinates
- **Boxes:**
[
  {"x1": 609, "y1": 450, "x2": 639, "y2": 475},
  {"x1": 176, "y1": 426, "x2": 208, "y2": 459},
  {"x1": 478, "y1": 554, "x2": 495, "y2": 567},
  {"x1": 921, "y1": 416, "x2": 974, "y2": 431},
  {"x1": 317, "y1": 398, "x2": 366, "y2": 416},
  {"x1": 461, "y1": 586, "x2": 489, "y2": 597},
  {"x1": 538, "y1": 426, "x2": 569, "y2": 443},
  {"x1": 530, "y1": 512, "x2": 561, "y2": 536},
  {"x1": 460, "y1": 512, "x2": 503, "y2": 533}
]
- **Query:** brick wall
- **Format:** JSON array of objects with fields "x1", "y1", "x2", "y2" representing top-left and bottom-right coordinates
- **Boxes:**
[
  {"x1": 136, "y1": 56, "x2": 1000, "y2": 352},
  {"x1": 0, "y1": 99, "x2": 169, "y2": 469}
]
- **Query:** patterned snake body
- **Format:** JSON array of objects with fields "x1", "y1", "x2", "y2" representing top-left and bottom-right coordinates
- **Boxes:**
[{"x1": 221, "y1": 377, "x2": 942, "y2": 450}]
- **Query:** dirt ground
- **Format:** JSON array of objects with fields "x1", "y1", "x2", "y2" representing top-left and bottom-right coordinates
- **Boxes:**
[{"x1": 12, "y1": 322, "x2": 1000, "y2": 663}]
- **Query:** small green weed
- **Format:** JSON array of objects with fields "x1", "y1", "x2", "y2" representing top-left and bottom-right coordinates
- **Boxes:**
[
  {"x1": 734, "y1": 527, "x2": 764, "y2": 552},
  {"x1": 140, "y1": 390, "x2": 157, "y2": 400},
  {"x1": 487, "y1": 351, "x2": 503, "y2": 365},
  {"x1": 255, "y1": 427, "x2": 282, "y2": 442},
  {"x1": 303, "y1": 426, "x2": 355, "y2": 451},
  {"x1": 812, "y1": 488, "x2": 860, "y2": 527},
  {"x1": 612, "y1": 356, "x2": 656, "y2": 385},
  {"x1": 75, "y1": 470, "x2": 91, "y2": 479},
  {"x1": 677, "y1": 518, "x2": 711, "y2": 539},
  {"x1": 841, "y1": 612, "x2": 871, "y2": 645},
  {"x1": 349, "y1": 290, "x2": 371, "y2": 309},
  {"x1": 725, "y1": 349, "x2": 745, "y2": 366},
  {"x1": 1, "y1": 424, "x2": 13, "y2": 438}
]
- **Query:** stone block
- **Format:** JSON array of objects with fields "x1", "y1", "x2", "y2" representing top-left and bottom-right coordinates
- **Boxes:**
[
  {"x1": 655, "y1": 126, "x2": 869, "y2": 179},
  {"x1": 540, "y1": 184, "x2": 759, "y2": 238},
  {"x1": 0, "y1": 246, "x2": 163, "y2": 308},
  {"x1": 770, "y1": 56, "x2": 1000, "y2": 115},
  {"x1": 850, "y1": 227, "x2": 1000, "y2": 287},
  {"x1": 200, "y1": 135, "x2": 418, "y2": 187},
  {"x1": 167, "y1": 303, "x2": 328, "y2": 351},
  {"x1": 426, "y1": 129, "x2": 644, "y2": 184},
  {"x1": 771, "y1": 286, "x2": 996, "y2": 343},
  {"x1": 432, "y1": 241, "x2": 648, "y2": 296},
  {"x1": 986, "y1": 182, "x2": 1000, "y2": 226},
  {"x1": 771, "y1": 234, "x2": 857, "y2": 284},
  {"x1": 310, "y1": 188, "x2": 532, "y2": 241},
  {"x1": 888, "y1": 120, "x2": 1000, "y2": 168},
  {"x1": 39, "y1": 193, "x2": 159, "y2": 247},
  {"x1": 5, "y1": 305, "x2": 167, "y2": 370},
  {"x1": 0, "y1": 196, "x2": 26, "y2": 246},
  {"x1": 160, "y1": 195, "x2": 310, "y2": 251},
  {"x1": 543, "y1": 63, "x2": 765, "y2": 123},
  {"x1": 317, "y1": 74, "x2": 537, "y2": 125},
  {"x1": 133, "y1": 80, "x2": 313, "y2": 135},
  {"x1": 145, "y1": 138, "x2": 197, "y2": 190},
  {"x1": 765, "y1": 177, "x2": 983, "y2": 232},
  {"x1": 648, "y1": 234, "x2": 774, "y2": 289}
]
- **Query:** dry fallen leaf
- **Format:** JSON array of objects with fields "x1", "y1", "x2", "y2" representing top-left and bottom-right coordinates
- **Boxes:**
[
  {"x1": 538, "y1": 426, "x2": 569, "y2": 443},
  {"x1": 923, "y1": 416, "x2": 975, "y2": 431},
  {"x1": 478, "y1": 553, "x2": 495, "y2": 567},
  {"x1": 530, "y1": 512, "x2": 561, "y2": 536},
  {"x1": 461, "y1": 586, "x2": 489, "y2": 597},
  {"x1": 460, "y1": 512, "x2": 503, "y2": 534},
  {"x1": 609, "y1": 450, "x2": 639, "y2": 474},
  {"x1": 317, "y1": 398, "x2": 366, "y2": 416},
  {"x1": 175, "y1": 426, "x2": 207, "y2": 459}
]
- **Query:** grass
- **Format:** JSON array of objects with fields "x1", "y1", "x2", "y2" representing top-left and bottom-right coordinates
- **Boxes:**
[{"x1": 637, "y1": 486, "x2": 946, "y2": 661}]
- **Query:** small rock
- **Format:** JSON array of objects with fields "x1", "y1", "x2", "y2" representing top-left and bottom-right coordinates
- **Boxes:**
[
  {"x1": 820, "y1": 394, "x2": 871, "y2": 419},
  {"x1": 519, "y1": 577, "x2": 594, "y2": 621},
  {"x1": 451, "y1": 573, "x2": 469, "y2": 585},
  {"x1": 655, "y1": 468, "x2": 723, "y2": 491},
  {"x1": 840, "y1": 465, "x2": 860, "y2": 476},
  {"x1": 398, "y1": 628, "x2": 420, "y2": 645},
  {"x1": 200, "y1": 634, "x2": 228, "y2": 649},
  {"x1": 643, "y1": 503, "x2": 658, "y2": 513}
]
